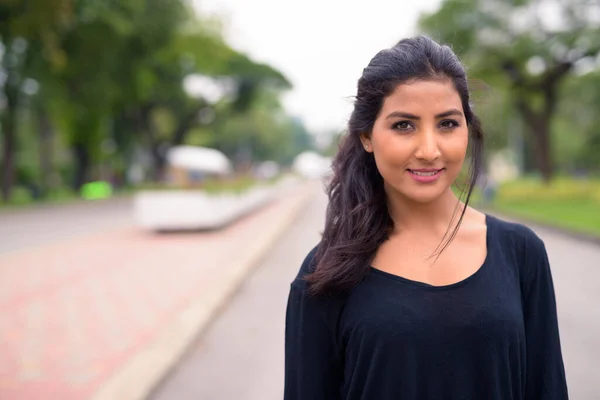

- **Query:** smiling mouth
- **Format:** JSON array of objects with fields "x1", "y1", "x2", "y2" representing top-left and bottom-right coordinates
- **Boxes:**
[{"x1": 407, "y1": 169, "x2": 444, "y2": 176}]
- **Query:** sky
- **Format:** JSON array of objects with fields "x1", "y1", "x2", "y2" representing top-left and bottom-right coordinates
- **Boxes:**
[{"x1": 191, "y1": 0, "x2": 441, "y2": 135}]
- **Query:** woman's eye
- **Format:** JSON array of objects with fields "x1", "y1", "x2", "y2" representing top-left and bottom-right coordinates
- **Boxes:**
[
  {"x1": 392, "y1": 121, "x2": 413, "y2": 131},
  {"x1": 440, "y1": 119, "x2": 460, "y2": 130}
]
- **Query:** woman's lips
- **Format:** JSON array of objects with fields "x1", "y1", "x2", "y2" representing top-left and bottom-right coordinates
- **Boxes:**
[{"x1": 407, "y1": 168, "x2": 444, "y2": 183}]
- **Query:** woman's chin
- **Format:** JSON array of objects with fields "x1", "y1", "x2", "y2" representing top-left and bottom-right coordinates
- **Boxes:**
[{"x1": 394, "y1": 184, "x2": 452, "y2": 205}]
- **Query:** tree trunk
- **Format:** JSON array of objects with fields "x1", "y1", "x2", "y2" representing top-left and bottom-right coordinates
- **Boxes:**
[
  {"x1": 1, "y1": 94, "x2": 18, "y2": 203},
  {"x1": 519, "y1": 110, "x2": 554, "y2": 182},
  {"x1": 137, "y1": 105, "x2": 165, "y2": 181},
  {"x1": 172, "y1": 105, "x2": 205, "y2": 145},
  {"x1": 150, "y1": 141, "x2": 167, "y2": 181},
  {"x1": 138, "y1": 103, "x2": 205, "y2": 181},
  {"x1": 37, "y1": 104, "x2": 54, "y2": 196},
  {"x1": 532, "y1": 119, "x2": 553, "y2": 182},
  {"x1": 502, "y1": 58, "x2": 571, "y2": 183},
  {"x1": 72, "y1": 142, "x2": 90, "y2": 191}
]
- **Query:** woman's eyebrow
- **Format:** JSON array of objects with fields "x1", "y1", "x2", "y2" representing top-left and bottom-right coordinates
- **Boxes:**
[
  {"x1": 435, "y1": 109, "x2": 463, "y2": 118},
  {"x1": 385, "y1": 108, "x2": 463, "y2": 120}
]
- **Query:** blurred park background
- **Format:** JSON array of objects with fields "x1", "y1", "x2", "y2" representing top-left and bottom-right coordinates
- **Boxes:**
[
  {"x1": 0, "y1": 0, "x2": 599, "y2": 399},
  {"x1": 0, "y1": 0, "x2": 599, "y2": 234}
]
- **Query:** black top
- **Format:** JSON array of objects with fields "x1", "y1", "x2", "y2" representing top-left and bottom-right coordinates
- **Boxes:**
[{"x1": 284, "y1": 214, "x2": 568, "y2": 399}]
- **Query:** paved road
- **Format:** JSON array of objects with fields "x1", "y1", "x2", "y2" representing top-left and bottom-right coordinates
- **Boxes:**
[
  {"x1": 542, "y1": 227, "x2": 600, "y2": 399},
  {"x1": 0, "y1": 198, "x2": 134, "y2": 254},
  {"x1": 150, "y1": 190, "x2": 600, "y2": 399}
]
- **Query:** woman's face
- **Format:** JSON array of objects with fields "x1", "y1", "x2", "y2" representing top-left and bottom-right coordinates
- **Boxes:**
[{"x1": 361, "y1": 79, "x2": 469, "y2": 204}]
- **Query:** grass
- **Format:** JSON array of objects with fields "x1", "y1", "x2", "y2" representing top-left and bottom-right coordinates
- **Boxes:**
[
  {"x1": 0, "y1": 186, "x2": 81, "y2": 210},
  {"x1": 480, "y1": 177, "x2": 600, "y2": 237},
  {"x1": 492, "y1": 199, "x2": 600, "y2": 236},
  {"x1": 1, "y1": 174, "x2": 286, "y2": 211},
  {"x1": 0, "y1": 187, "x2": 136, "y2": 213}
]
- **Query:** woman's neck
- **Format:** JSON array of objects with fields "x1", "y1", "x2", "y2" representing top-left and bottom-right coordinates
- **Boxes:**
[{"x1": 385, "y1": 186, "x2": 466, "y2": 236}]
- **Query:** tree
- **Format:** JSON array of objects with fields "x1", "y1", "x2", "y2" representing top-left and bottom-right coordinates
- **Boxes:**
[
  {"x1": 207, "y1": 89, "x2": 310, "y2": 168},
  {"x1": 54, "y1": 0, "x2": 163, "y2": 189},
  {"x1": 127, "y1": 24, "x2": 292, "y2": 178},
  {"x1": 0, "y1": 0, "x2": 295, "y2": 200},
  {"x1": 419, "y1": 0, "x2": 600, "y2": 181},
  {"x1": 0, "y1": 0, "x2": 73, "y2": 201},
  {"x1": 555, "y1": 70, "x2": 600, "y2": 173}
]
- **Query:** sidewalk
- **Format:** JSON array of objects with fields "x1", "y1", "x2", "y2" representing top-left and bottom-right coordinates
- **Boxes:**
[{"x1": 0, "y1": 181, "x2": 317, "y2": 400}]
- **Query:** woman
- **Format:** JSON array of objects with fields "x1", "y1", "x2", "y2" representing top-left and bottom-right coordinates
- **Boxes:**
[{"x1": 284, "y1": 36, "x2": 568, "y2": 399}]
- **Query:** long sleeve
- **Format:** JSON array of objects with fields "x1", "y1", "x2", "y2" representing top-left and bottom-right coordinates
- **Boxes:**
[
  {"x1": 284, "y1": 248, "x2": 343, "y2": 400},
  {"x1": 522, "y1": 234, "x2": 569, "y2": 399}
]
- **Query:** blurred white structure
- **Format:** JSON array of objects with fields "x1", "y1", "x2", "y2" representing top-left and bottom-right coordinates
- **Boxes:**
[
  {"x1": 167, "y1": 145, "x2": 232, "y2": 176},
  {"x1": 293, "y1": 151, "x2": 332, "y2": 179},
  {"x1": 134, "y1": 176, "x2": 301, "y2": 231},
  {"x1": 134, "y1": 144, "x2": 301, "y2": 230},
  {"x1": 135, "y1": 145, "x2": 239, "y2": 230},
  {"x1": 134, "y1": 185, "x2": 275, "y2": 231},
  {"x1": 254, "y1": 161, "x2": 280, "y2": 180}
]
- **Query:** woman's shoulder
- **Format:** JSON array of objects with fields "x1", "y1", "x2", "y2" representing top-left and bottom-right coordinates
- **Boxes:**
[
  {"x1": 486, "y1": 213, "x2": 546, "y2": 256},
  {"x1": 290, "y1": 243, "x2": 321, "y2": 288}
]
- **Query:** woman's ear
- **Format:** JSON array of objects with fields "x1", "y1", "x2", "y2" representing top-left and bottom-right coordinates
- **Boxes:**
[{"x1": 360, "y1": 134, "x2": 373, "y2": 153}]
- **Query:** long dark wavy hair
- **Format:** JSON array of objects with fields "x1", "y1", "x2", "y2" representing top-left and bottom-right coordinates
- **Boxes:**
[{"x1": 305, "y1": 36, "x2": 485, "y2": 296}]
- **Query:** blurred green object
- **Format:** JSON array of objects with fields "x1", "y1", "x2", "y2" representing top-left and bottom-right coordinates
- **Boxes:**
[{"x1": 81, "y1": 181, "x2": 113, "y2": 200}]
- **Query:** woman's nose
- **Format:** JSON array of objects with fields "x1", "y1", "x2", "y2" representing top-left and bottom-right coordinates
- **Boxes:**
[{"x1": 414, "y1": 130, "x2": 441, "y2": 161}]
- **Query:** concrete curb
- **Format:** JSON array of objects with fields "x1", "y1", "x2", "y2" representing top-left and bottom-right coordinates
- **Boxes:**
[{"x1": 91, "y1": 182, "x2": 316, "y2": 400}]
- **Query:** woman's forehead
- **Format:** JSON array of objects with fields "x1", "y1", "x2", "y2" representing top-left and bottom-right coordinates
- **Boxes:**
[{"x1": 382, "y1": 80, "x2": 463, "y2": 114}]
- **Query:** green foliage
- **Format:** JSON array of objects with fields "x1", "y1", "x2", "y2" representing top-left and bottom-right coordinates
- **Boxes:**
[
  {"x1": 207, "y1": 89, "x2": 314, "y2": 167},
  {"x1": 419, "y1": 0, "x2": 600, "y2": 180},
  {"x1": 0, "y1": 0, "x2": 306, "y2": 203}
]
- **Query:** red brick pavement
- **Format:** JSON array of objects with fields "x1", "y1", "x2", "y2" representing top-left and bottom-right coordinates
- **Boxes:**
[{"x1": 0, "y1": 188, "x2": 310, "y2": 400}]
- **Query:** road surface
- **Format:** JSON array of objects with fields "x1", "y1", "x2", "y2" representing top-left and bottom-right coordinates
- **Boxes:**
[{"x1": 0, "y1": 198, "x2": 134, "y2": 254}]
